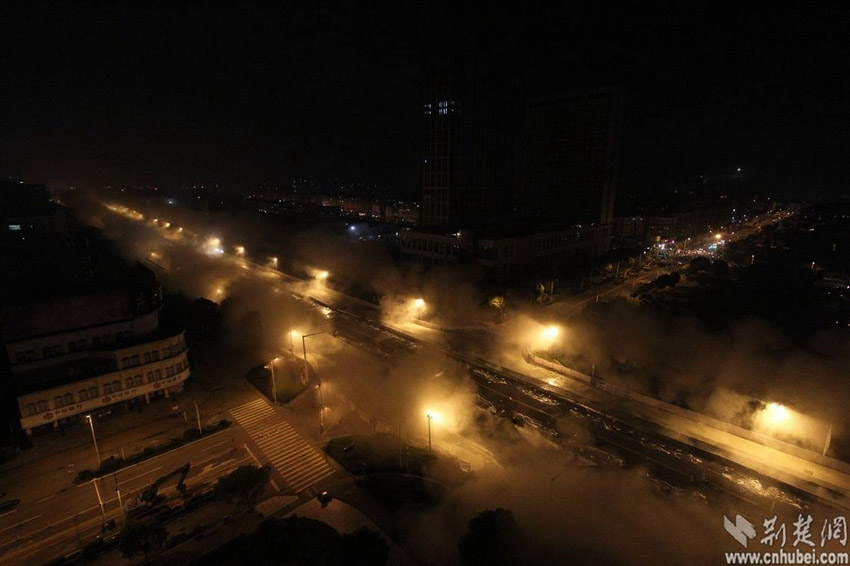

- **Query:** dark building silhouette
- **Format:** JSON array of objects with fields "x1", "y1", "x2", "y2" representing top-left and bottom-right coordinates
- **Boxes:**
[
  {"x1": 404, "y1": 75, "x2": 622, "y2": 285},
  {"x1": 421, "y1": 74, "x2": 503, "y2": 229}
]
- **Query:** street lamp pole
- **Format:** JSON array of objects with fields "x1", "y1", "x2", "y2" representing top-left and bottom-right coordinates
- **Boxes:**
[
  {"x1": 318, "y1": 382, "x2": 324, "y2": 438},
  {"x1": 113, "y1": 472, "x2": 125, "y2": 522},
  {"x1": 85, "y1": 415, "x2": 101, "y2": 469},
  {"x1": 269, "y1": 357, "x2": 278, "y2": 404},
  {"x1": 92, "y1": 479, "x2": 106, "y2": 522},
  {"x1": 427, "y1": 413, "x2": 433, "y2": 454},
  {"x1": 192, "y1": 400, "x2": 202, "y2": 434},
  {"x1": 302, "y1": 331, "x2": 328, "y2": 436}
]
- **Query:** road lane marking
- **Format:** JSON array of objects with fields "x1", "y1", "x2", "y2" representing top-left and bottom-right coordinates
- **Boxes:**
[
  {"x1": 37, "y1": 495, "x2": 55, "y2": 503},
  {"x1": 118, "y1": 466, "x2": 163, "y2": 486},
  {"x1": 193, "y1": 446, "x2": 242, "y2": 468},
  {"x1": 0, "y1": 509, "x2": 16, "y2": 519},
  {"x1": 0, "y1": 514, "x2": 42, "y2": 534},
  {"x1": 203, "y1": 439, "x2": 232, "y2": 451}
]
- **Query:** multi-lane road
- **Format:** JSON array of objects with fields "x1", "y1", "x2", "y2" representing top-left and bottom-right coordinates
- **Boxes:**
[{"x1": 0, "y1": 430, "x2": 248, "y2": 565}]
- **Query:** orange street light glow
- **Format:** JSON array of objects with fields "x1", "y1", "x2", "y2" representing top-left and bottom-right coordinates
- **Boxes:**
[
  {"x1": 765, "y1": 402, "x2": 789, "y2": 424},
  {"x1": 543, "y1": 325, "x2": 559, "y2": 340}
]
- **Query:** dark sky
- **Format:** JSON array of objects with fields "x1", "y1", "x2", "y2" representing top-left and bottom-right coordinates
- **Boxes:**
[{"x1": 2, "y1": 2, "x2": 848, "y2": 198}]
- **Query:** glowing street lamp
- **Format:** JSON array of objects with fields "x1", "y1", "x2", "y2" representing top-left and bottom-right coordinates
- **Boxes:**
[
  {"x1": 235, "y1": 245, "x2": 245, "y2": 256},
  {"x1": 764, "y1": 402, "x2": 789, "y2": 425},
  {"x1": 543, "y1": 325, "x2": 559, "y2": 340},
  {"x1": 317, "y1": 270, "x2": 329, "y2": 280},
  {"x1": 272, "y1": 256, "x2": 278, "y2": 269},
  {"x1": 414, "y1": 298, "x2": 425, "y2": 319}
]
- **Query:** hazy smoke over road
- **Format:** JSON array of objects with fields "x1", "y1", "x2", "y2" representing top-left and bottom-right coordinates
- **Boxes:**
[
  {"x1": 61, "y1": 190, "x2": 841, "y2": 564},
  {"x1": 538, "y1": 298, "x2": 849, "y2": 449}
]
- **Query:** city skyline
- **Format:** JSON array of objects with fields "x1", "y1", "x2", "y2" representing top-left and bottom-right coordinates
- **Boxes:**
[{"x1": 2, "y1": 4, "x2": 848, "y2": 198}]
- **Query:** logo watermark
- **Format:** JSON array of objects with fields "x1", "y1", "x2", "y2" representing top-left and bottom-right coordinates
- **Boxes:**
[{"x1": 723, "y1": 513, "x2": 848, "y2": 564}]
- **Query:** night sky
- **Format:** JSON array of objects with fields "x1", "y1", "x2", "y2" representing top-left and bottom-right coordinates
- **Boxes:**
[{"x1": 2, "y1": 3, "x2": 848, "y2": 198}]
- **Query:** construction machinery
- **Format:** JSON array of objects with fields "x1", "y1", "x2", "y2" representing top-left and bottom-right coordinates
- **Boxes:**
[{"x1": 127, "y1": 463, "x2": 190, "y2": 517}]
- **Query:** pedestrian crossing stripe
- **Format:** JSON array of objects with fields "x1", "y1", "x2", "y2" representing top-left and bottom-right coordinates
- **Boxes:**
[{"x1": 228, "y1": 398, "x2": 335, "y2": 493}]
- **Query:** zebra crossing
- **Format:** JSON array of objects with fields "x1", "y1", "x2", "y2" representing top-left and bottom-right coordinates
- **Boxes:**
[{"x1": 229, "y1": 398, "x2": 335, "y2": 493}]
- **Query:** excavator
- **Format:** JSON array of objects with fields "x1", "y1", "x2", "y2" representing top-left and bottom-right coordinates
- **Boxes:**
[{"x1": 127, "y1": 463, "x2": 190, "y2": 517}]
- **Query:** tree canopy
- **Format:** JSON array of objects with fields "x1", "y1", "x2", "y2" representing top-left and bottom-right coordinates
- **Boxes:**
[
  {"x1": 216, "y1": 464, "x2": 271, "y2": 505},
  {"x1": 118, "y1": 518, "x2": 168, "y2": 565},
  {"x1": 458, "y1": 508, "x2": 527, "y2": 566}
]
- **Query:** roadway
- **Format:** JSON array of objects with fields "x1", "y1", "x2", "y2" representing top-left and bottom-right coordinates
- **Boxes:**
[{"x1": 0, "y1": 429, "x2": 250, "y2": 565}]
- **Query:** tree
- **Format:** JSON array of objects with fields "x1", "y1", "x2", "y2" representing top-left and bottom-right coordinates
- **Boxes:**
[
  {"x1": 217, "y1": 464, "x2": 271, "y2": 505},
  {"x1": 339, "y1": 527, "x2": 389, "y2": 566},
  {"x1": 458, "y1": 508, "x2": 527, "y2": 566},
  {"x1": 118, "y1": 518, "x2": 168, "y2": 565}
]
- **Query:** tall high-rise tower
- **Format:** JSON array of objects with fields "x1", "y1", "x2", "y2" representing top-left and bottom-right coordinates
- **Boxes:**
[{"x1": 421, "y1": 74, "x2": 500, "y2": 229}]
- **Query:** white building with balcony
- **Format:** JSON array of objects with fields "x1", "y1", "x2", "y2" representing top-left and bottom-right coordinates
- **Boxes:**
[{"x1": 3, "y1": 284, "x2": 190, "y2": 436}]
